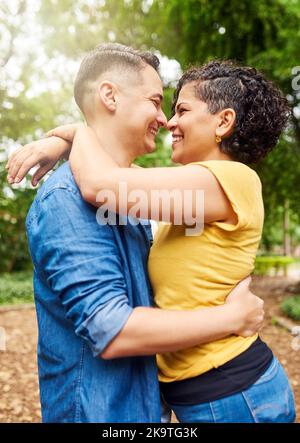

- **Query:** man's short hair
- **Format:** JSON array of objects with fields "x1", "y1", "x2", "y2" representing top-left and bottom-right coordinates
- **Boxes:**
[{"x1": 74, "y1": 43, "x2": 160, "y2": 114}]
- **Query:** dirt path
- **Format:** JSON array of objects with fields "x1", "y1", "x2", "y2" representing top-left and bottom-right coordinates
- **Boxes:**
[
  {"x1": 0, "y1": 276, "x2": 299, "y2": 423},
  {"x1": 0, "y1": 305, "x2": 41, "y2": 422}
]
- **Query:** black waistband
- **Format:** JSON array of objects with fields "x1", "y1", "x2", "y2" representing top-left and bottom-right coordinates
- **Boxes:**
[{"x1": 160, "y1": 337, "x2": 273, "y2": 406}]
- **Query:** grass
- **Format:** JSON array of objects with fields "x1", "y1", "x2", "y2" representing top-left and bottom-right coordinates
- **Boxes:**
[{"x1": 0, "y1": 271, "x2": 34, "y2": 305}]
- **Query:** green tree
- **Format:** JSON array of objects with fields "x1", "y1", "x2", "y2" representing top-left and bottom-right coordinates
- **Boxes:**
[{"x1": 1, "y1": 0, "x2": 300, "y2": 271}]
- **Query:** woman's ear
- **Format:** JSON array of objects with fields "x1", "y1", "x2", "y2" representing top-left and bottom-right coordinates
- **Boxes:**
[
  {"x1": 216, "y1": 108, "x2": 236, "y2": 139},
  {"x1": 97, "y1": 81, "x2": 118, "y2": 112}
]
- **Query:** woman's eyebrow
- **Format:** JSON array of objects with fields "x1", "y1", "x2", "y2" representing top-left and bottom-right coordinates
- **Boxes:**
[{"x1": 175, "y1": 101, "x2": 188, "y2": 111}]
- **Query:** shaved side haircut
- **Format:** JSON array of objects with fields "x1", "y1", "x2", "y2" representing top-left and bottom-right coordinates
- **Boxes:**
[{"x1": 74, "y1": 43, "x2": 160, "y2": 114}]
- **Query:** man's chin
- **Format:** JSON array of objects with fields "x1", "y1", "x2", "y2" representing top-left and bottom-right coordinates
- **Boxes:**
[{"x1": 144, "y1": 143, "x2": 157, "y2": 154}]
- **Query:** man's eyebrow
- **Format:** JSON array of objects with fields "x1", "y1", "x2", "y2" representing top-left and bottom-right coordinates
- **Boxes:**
[{"x1": 150, "y1": 93, "x2": 163, "y2": 102}]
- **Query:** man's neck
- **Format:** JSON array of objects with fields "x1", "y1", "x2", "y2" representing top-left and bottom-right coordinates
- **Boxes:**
[{"x1": 88, "y1": 121, "x2": 135, "y2": 167}]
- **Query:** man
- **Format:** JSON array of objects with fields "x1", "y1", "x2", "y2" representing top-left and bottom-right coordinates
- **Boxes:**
[{"x1": 7, "y1": 44, "x2": 264, "y2": 422}]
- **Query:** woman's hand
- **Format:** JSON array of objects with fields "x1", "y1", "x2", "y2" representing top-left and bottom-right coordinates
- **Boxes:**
[
  {"x1": 47, "y1": 123, "x2": 82, "y2": 143},
  {"x1": 6, "y1": 136, "x2": 71, "y2": 186},
  {"x1": 225, "y1": 277, "x2": 265, "y2": 337}
]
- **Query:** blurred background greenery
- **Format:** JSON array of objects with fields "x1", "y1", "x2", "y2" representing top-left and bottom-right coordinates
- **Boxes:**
[{"x1": 1, "y1": 0, "x2": 300, "y2": 305}]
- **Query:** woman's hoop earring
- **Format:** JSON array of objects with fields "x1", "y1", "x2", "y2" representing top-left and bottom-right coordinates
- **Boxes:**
[{"x1": 215, "y1": 135, "x2": 222, "y2": 144}]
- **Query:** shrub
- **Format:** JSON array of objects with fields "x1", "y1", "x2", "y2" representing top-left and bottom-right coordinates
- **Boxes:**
[
  {"x1": 281, "y1": 295, "x2": 300, "y2": 321},
  {"x1": 254, "y1": 256, "x2": 295, "y2": 276},
  {"x1": 0, "y1": 271, "x2": 33, "y2": 305}
]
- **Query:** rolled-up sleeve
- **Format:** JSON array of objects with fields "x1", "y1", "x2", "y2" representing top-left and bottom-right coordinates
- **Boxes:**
[{"x1": 27, "y1": 187, "x2": 133, "y2": 356}]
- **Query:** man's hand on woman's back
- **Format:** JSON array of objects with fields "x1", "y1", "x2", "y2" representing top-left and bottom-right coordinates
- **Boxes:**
[{"x1": 226, "y1": 277, "x2": 265, "y2": 337}]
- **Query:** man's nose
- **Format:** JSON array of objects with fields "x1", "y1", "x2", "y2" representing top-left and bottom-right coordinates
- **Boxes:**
[{"x1": 157, "y1": 110, "x2": 168, "y2": 128}]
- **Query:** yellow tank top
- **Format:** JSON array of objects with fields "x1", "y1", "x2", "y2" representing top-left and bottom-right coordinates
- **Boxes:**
[{"x1": 148, "y1": 160, "x2": 264, "y2": 383}]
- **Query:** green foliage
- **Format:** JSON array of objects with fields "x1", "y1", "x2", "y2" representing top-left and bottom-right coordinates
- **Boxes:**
[
  {"x1": 1, "y1": 0, "x2": 300, "y2": 271},
  {"x1": 260, "y1": 203, "x2": 300, "y2": 253},
  {"x1": 0, "y1": 271, "x2": 33, "y2": 305},
  {"x1": 254, "y1": 256, "x2": 295, "y2": 276},
  {"x1": 0, "y1": 160, "x2": 36, "y2": 272},
  {"x1": 255, "y1": 135, "x2": 300, "y2": 249},
  {"x1": 281, "y1": 295, "x2": 300, "y2": 321}
]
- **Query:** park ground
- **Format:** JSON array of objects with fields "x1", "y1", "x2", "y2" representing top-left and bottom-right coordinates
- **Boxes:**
[{"x1": 0, "y1": 276, "x2": 299, "y2": 423}]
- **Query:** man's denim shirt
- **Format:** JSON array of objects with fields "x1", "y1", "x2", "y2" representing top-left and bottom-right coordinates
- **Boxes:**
[{"x1": 26, "y1": 163, "x2": 161, "y2": 423}]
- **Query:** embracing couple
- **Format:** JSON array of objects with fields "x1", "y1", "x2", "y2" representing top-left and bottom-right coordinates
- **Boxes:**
[{"x1": 7, "y1": 43, "x2": 296, "y2": 423}]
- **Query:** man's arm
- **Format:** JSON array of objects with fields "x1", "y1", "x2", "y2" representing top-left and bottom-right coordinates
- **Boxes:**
[
  {"x1": 101, "y1": 283, "x2": 263, "y2": 359},
  {"x1": 29, "y1": 188, "x2": 263, "y2": 360}
]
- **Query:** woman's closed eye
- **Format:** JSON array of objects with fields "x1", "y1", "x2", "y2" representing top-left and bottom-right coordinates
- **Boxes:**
[{"x1": 177, "y1": 107, "x2": 188, "y2": 115}]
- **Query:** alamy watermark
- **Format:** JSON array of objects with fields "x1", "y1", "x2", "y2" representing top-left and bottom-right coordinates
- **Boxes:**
[
  {"x1": 291, "y1": 66, "x2": 300, "y2": 91},
  {"x1": 95, "y1": 182, "x2": 204, "y2": 236}
]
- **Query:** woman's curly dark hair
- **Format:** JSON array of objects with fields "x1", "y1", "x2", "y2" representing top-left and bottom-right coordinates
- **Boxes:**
[{"x1": 173, "y1": 60, "x2": 290, "y2": 164}]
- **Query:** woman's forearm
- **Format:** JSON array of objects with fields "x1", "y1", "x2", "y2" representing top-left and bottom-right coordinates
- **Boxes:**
[
  {"x1": 70, "y1": 125, "x2": 235, "y2": 225},
  {"x1": 70, "y1": 125, "x2": 120, "y2": 198}
]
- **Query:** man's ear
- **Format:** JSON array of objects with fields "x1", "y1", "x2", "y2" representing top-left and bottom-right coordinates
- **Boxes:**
[
  {"x1": 216, "y1": 108, "x2": 236, "y2": 139},
  {"x1": 97, "y1": 81, "x2": 118, "y2": 112}
]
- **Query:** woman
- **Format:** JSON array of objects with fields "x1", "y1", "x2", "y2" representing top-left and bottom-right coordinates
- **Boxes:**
[{"x1": 7, "y1": 60, "x2": 296, "y2": 423}]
